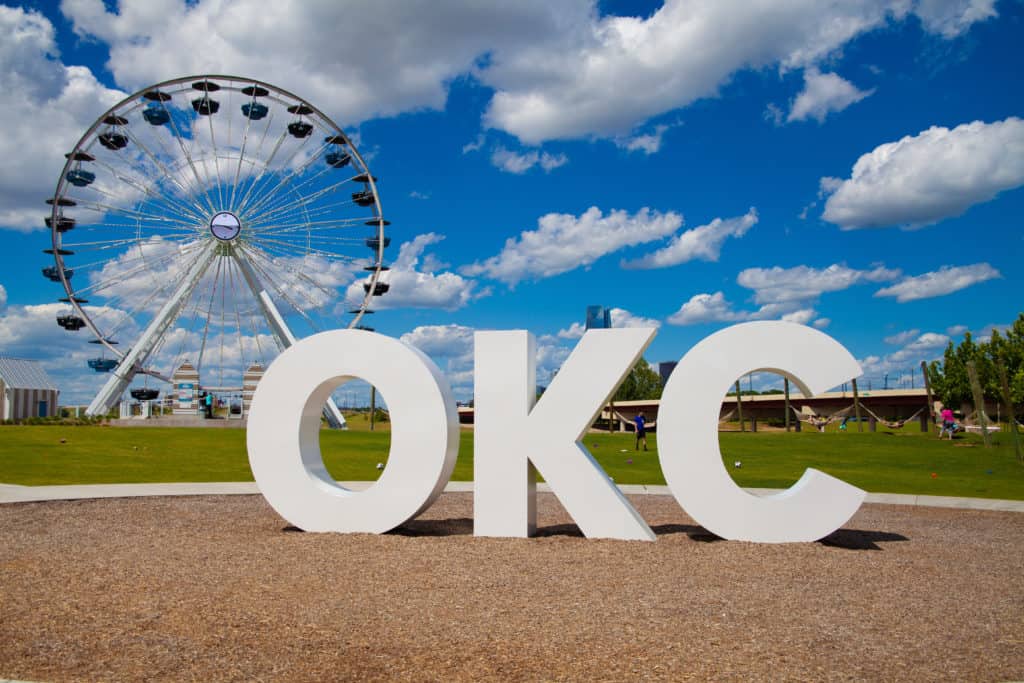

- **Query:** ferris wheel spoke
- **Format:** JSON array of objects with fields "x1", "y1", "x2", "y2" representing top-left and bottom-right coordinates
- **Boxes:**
[
  {"x1": 236, "y1": 245, "x2": 325, "y2": 326},
  {"x1": 139, "y1": 107, "x2": 223, "y2": 215},
  {"x1": 226, "y1": 258, "x2": 249, "y2": 378},
  {"x1": 248, "y1": 215, "x2": 367, "y2": 232},
  {"x1": 71, "y1": 179, "x2": 203, "y2": 230},
  {"x1": 233, "y1": 127, "x2": 289, "y2": 216},
  {"x1": 234, "y1": 129, "x2": 329, "y2": 218},
  {"x1": 71, "y1": 242, "x2": 206, "y2": 297},
  {"x1": 158, "y1": 97, "x2": 219, "y2": 216},
  {"x1": 244, "y1": 171, "x2": 353, "y2": 228},
  {"x1": 246, "y1": 192, "x2": 360, "y2": 235},
  {"x1": 118, "y1": 124, "x2": 212, "y2": 222},
  {"x1": 248, "y1": 235, "x2": 362, "y2": 263},
  {"x1": 237, "y1": 137, "x2": 335, "y2": 219},
  {"x1": 206, "y1": 108, "x2": 227, "y2": 210},
  {"x1": 228, "y1": 95, "x2": 258, "y2": 210},
  {"x1": 230, "y1": 108, "x2": 276, "y2": 202},
  {"x1": 243, "y1": 246, "x2": 344, "y2": 304},
  {"x1": 72, "y1": 199, "x2": 204, "y2": 230},
  {"x1": 194, "y1": 255, "x2": 226, "y2": 381}
]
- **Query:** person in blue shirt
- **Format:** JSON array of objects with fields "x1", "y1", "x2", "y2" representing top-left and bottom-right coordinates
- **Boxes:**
[{"x1": 634, "y1": 411, "x2": 648, "y2": 451}]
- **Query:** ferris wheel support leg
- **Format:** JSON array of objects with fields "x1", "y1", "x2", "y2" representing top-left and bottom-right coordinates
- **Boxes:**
[
  {"x1": 86, "y1": 244, "x2": 218, "y2": 417},
  {"x1": 230, "y1": 251, "x2": 345, "y2": 429},
  {"x1": 254, "y1": 290, "x2": 347, "y2": 430}
]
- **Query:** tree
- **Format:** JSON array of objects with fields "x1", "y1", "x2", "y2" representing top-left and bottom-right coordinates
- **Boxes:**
[
  {"x1": 613, "y1": 359, "x2": 663, "y2": 401},
  {"x1": 929, "y1": 313, "x2": 1024, "y2": 409}
]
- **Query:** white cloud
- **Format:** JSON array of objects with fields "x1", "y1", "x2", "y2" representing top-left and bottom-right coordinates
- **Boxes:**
[
  {"x1": 401, "y1": 324, "x2": 475, "y2": 362},
  {"x1": 0, "y1": 6, "x2": 125, "y2": 230},
  {"x1": 622, "y1": 208, "x2": 757, "y2": 269},
  {"x1": 461, "y1": 206, "x2": 682, "y2": 286},
  {"x1": 409, "y1": 191, "x2": 431, "y2": 200},
  {"x1": 462, "y1": 133, "x2": 486, "y2": 154},
  {"x1": 0, "y1": 283, "x2": 6, "y2": 312},
  {"x1": 737, "y1": 263, "x2": 900, "y2": 304},
  {"x1": 860, "y1": 330, "x2": 951, "y2": 377},
  {"x1": 946, "y1": 324, "x2": 968, "y2": 336},
  {"x1": 615, "y1": 123, "x2": 676, "y2": 155},
  {"x1": 51, "y1": 1, "x2": 998, "y2": 152},
  {"x1": 347, "y1": 233, "x2": 486, "y2": 311},
  {"x1": 557, "y1": 322, "x2": 586, "y2": 340},
  {"x1": 821, "y1": 117, "x2": 1024, "y2": 229},
  {"x1": 60, "y1": 0, "x2": 580, "y2": 129},
  {"x1": 669, "y1": 262, "x2": 900, "y2": 327},
  {"x1": 490, "y1": 146, "x2": 568, "y2": 174},
  {"x1": 780, "y1": 309, "x2": 817, "y2": 325},
  {"x1": 0, "y1": 301, "x2": 139, "y2": 402},
  {"x1": 764, "y1": 103, "x2": 785, "y2": 127},
  {"x1": 559, "y1": 306, "x2": 661, "y2": 337},
  {"x1": 787, "y1": 68, "x2": 874, "y2": 123},
  {"x1": 481, "y1": 1, "x2": 995, "y2": 144},
  {"x1": 913, "y1": 0, "x2": 997, "y2": 38},
  {"x1": 609, "y1": 307, "x2": 661, "y2": 329},
  {"x1": 667, "y1": 292, "x2": 746, "y2": 326},
  {"x1": 874, "y1": 263, "x2": 1001, "y2": 302},
  {"x1": 399, "y1": 322, "x2": 572, "y2": 397},
  {"x1": 884, "y1": 329, "x2": 921, "y2": 345}
]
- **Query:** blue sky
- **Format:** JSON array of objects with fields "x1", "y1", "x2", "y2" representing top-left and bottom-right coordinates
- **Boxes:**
[{"x1": 0, "y1": 0, "x2": 1021, "y2": 404}]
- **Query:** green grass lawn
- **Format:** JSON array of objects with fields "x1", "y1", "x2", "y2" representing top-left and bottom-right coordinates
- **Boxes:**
[{"x1": 1, "y1": 424, "x2": 1022, "y2": 500}]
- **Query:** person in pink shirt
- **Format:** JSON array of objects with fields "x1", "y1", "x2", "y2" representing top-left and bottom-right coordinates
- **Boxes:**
[{"x1": 940, "y1": 407, "x2": 956, "y2": 439}]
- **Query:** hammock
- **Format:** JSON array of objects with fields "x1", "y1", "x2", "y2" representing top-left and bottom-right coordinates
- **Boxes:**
[
  {"x1": 717, "y1": 407, "x2": 736, "y2": 424},
  {"x1": 860, "y1": 405, "x2": 925, "y2": 429},
  {"x1": 789, "y1": 405, "x2": 834, "y2": 431},
  {"x1": 962, "y1": 410, "x2": 1000, "y2": 434}
]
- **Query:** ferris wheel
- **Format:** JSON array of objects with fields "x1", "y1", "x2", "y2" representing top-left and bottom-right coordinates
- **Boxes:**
[{"x1": 44, "y1": 75, "x2": 390, "y2": 421}]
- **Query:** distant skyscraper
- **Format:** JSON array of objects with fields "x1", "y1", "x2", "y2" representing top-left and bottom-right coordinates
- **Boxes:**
[
  {"x1": 585, "y1": 305, "x2": 612, "y2": 330},
  {"x1": 656, "y1": 361, "x2": 677, "y2": 385}
]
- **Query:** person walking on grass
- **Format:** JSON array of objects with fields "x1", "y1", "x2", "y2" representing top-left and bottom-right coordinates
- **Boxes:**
[
  {"x1": 634, "y1": 411, "x2": 648, "y2": 451},
  {"x1": 940, "y1": 406, "x2": 956, "y2": 439}
]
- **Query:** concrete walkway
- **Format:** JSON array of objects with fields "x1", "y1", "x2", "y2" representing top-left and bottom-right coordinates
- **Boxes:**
[{"x1": 1, "y1": 481, "x2": 1022, "y2": 512}]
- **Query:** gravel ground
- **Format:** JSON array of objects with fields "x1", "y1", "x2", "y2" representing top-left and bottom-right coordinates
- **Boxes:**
[{"x1": 1, "y1": 493, "x2": 1022, "y2": 682}]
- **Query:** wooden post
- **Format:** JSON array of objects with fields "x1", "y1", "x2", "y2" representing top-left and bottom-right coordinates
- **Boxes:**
[
  {"x1": 852, "y1": 378, "x2": 863, "y2": 432},
  {"x1": 965, "y1": 360, "x2": 991, "y2": 448},
  {"x1": 997, "y1": 361, "x2": 1023, "y2": 463},
  {"x1": 920, "y1": 361, "x2": 935, "y2": 434},
  {"x1": 369, "y1": 386, "x2": 376, "y2": 431},
  {"x1": 608, "y1": 400, "x2": 615, "y2": 433},
  {"x1": 734, "y1": 381, "x2": 745, "y2": 432},
  {"x1": 784, "y1": 378, "x2": 791, "y2": 432},
  {"x1": 869, "y1": 416, "x2": 877, "y2": 432}
]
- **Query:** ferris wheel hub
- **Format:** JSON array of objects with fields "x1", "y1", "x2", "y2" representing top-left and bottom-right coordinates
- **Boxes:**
[{"x1": 209, "y1": 211, "x2": 242, "y2": 242}]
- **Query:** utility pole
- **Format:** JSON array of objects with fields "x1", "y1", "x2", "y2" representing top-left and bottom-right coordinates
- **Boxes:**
[
  {"x1": 784, "y1": 377, "x2": 791, "y2": 432},
  {"x1": 369, "y1": 386, "x2": 376, "y2": 431},
  {"x1": 921, "y1": 361, "x2": 935, "y2": 434},
  {"x1": 966, "y1": 360, "x2": 991, "y2": 448},
  {"x1": 852, "y1": 378, "x2": 863, "y2": 432},
  {"x1": 997, "y1": 361, "x2": 1022, "y2": 463},
  {"x1": 734, "y1": 380, "x2": 745, "y2": 432}
]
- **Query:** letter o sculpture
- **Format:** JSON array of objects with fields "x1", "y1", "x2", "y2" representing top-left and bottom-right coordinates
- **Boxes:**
[{"x1": 247, "y1": 329, "x2": 460, "y2": 533}]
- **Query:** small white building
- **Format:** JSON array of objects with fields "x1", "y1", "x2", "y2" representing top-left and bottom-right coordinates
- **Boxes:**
[
  {"x1": 0, "y1": 357, "x2": 60, "y2": 421},
  {"x1": 171, "y1": 360, "x2": 200, "y2": 415}
]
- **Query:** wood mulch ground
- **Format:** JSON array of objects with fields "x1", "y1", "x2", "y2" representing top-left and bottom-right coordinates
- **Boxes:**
[{"x1": 1, "y1": 493, "x2": 1022, "y2": 682}]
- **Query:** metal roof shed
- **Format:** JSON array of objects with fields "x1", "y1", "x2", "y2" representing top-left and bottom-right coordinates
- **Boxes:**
[{"x1": 0, "y1": 357, "x2": 60, "y2": 421}]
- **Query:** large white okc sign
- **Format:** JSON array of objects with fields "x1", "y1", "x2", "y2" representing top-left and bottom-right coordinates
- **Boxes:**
[{"x1": 247, "y1": 322, "x2": 866, "y2": 543}]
